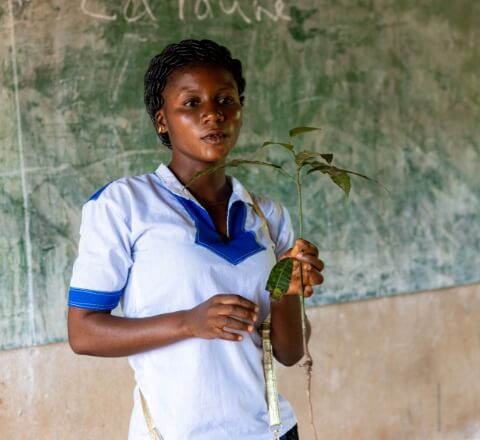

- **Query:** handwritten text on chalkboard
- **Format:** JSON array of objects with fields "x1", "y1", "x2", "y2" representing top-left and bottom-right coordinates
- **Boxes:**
[{"x1": 81, "y1": 0, "x2": 291, "y2": 24}]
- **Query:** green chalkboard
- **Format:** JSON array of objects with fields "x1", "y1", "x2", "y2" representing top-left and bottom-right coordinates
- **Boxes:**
[{"x1": 1, "y1": 0, "x2": 479, "y2": 349}]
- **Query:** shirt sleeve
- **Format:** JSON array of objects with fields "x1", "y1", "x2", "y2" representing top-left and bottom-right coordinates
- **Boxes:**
[{"x1": 68, "y1": 183, "x2": 133, "y2": 311}]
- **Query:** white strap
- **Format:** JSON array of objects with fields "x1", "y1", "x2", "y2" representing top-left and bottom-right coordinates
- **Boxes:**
[
  {"x1": 140, "y1": 389, "x2": 164, "y2": 440},
  {"x1": 250, "y1": 193, "x2": 282, "y2": 438},
  {"x1": 261, "y1": 315, "x2": 282, "y2": 438},
  {"x1": 249, "y1": 193, "x2": 273, "y2": 250}
]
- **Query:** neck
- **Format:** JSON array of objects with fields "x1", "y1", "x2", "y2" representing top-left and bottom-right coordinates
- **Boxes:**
[{"x1": 168, "y1": 159, "x2": 231, "y2": 204}]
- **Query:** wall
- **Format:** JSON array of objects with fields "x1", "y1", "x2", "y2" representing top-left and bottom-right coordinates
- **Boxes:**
[
  {"x1": 1, "y1": 0, "x2": 479, "y2": 350},
  {"x1": 1, "y1": 1, "x2": 479, "y2": 437},
  {"x1": 2, "y1": 282, "x2": 480, "y2": 439}
]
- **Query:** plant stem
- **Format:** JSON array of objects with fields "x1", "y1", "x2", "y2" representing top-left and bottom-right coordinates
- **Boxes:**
[
  {"x1": 295, "y1": 169, "x2": 318, "y2": 440},
  {"x1": 296, "y1": 170, "x2": 304, "y2": 238}
]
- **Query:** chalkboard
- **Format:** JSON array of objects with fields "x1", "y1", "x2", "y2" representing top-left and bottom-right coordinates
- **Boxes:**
[{"x1": 1, "y1": 0, "x2": 479, "y2": 349}]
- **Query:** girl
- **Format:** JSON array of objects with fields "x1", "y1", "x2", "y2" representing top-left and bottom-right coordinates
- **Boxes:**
[{"x1": 68, "y1": 39, "x2": 324, "y2": 440}]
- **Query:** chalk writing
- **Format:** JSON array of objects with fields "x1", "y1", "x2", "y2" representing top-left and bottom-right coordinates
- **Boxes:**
[
  {"x1": 218, "y1": 0, "x2": 251, "y2": 24},
  {"x1": 80, "y1": 0, "x2": 291, "y2": 24},
  {"x1": 123, "y1": 0, "x2": 157, "y2": 23},
  {"x1": 80, "y1": 0, "x2": 117, "y2": 21},
  {"x1": 180, "y1": 0, "x2": 291, "y2": 23}
]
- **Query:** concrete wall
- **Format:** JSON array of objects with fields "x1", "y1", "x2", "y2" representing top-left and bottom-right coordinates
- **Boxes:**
[{"x1": 1, "y1": 283, "x2": 479, "y2": 440}]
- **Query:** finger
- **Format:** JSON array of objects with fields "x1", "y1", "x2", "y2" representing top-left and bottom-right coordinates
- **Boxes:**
[
  {"x1": 293, "y1": 239, "x2": 318, "y2": 256},
  {"x1": 215, "y1": 304, "x2": 258, "y2": 323},
  {"x1": 290, "y1": 260, "x2": 322, "y2": 278},
  {"x1": 215, "y1": 316, "x2": 255, "y2": 333},
  {"x1": 304, "y1": 270, "x2": 324, "y2": 286},
  {"x1": 215, "y1": 327, "x2": 244, "y2": 341},
  {"x1": 296, "y1": 254, "x2": 324, "y2": 271},
  {"x1": 304, "y1": 285, "x2": 314, "y2": 297},
  {"x1": 290, "y1": 268, "x2": 323, "y2": 289},
  {"x1": 213, "y1": 294, "x2": 259, "y2": 312}
]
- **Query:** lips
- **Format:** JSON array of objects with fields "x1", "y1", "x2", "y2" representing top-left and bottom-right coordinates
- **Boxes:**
[{"x1": 201, "y1": 130, "x2": 228, "y2": 144}]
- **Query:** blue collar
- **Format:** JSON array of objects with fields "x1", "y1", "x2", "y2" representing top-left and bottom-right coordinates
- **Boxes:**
[{"x1": 154, "y1": 164, "x2": 265, "y2": 265}]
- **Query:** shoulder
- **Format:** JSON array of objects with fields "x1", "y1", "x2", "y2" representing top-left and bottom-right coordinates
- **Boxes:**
[
  {"x1": 80, "y1": 173, "x2": 162, "y2": 228},
  {"x1": 85, "y1": 172, "x2": 157, "y2": 208}
]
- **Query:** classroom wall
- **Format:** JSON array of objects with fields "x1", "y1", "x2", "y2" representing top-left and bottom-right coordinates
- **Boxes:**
[
  {"x1": 2, "y1": 282, "x2": 480, "y2": 440},
  {"x1": 2, "y1": 0, "x2": 480, "y2": 351},
  {"x1": 1, "y1": 1, "x2": 479, "y2": 438}
]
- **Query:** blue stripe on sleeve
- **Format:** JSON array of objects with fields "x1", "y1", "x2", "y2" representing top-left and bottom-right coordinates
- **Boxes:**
[{"x1": 68, "y1": 287, "x2": 123, "y2": 311}]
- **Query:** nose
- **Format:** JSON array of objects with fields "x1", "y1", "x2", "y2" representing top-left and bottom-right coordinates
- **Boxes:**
[{"x1": 202, "y1": 103, "x2": 224, "y2": 123}]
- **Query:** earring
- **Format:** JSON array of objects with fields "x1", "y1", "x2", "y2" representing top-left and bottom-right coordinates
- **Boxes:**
[{"x1": 158, "y1": 125, "x2": 166, "y2": 134}]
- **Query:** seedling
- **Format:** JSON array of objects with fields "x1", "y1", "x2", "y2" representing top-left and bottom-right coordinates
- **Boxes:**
[{"x1": 188, "y1": 126, "x2": 382, "y2": 438}]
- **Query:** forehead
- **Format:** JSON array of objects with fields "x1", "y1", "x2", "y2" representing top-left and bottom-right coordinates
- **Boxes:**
[{"x1": 164, "y1": 63, "x2": 237, "y2": 92}]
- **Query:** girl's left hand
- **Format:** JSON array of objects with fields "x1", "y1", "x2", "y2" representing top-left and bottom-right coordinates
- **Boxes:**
[{"x1": 281, "y1": 238, "x2": 324, "y2": 297}]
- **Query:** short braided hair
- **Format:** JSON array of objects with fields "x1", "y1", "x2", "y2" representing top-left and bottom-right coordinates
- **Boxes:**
[{"x1": 144, "y1": 39, "x2": 246, "y2": 148}]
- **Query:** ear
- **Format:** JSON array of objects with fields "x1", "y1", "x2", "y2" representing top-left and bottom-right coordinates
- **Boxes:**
[{"x1": 154, "y1": 110, "x2": 167, "y2": 134}]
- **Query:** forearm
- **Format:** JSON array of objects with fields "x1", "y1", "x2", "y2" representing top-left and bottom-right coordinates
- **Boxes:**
[
  {"x1": 270, "y1": 295, "x2": 311, "y2": 366},
  {"x1": 68, "y1": 307, "x2": 192, "y2": 357}
]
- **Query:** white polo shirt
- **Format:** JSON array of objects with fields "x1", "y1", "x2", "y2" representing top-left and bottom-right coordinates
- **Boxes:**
[{"x1": 69, "y1": 163, "x2": 297, "y2": 439}]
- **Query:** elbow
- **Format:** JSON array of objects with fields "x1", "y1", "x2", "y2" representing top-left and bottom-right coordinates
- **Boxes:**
[
  {"x1": 274, "y1": 348, "x2": 304, "y2": 367},
  {"x1": 278, "y1": 358, "x2": 298, "y2": 367},
  {"x1": 67, "y1": 307, "x2": 97, "y2": 355},
  {"x1": 68, "y1": 340, "x2": 83, "y2": 355},
  {"x1": 68, "y1": 332, "x2": 90, "y2": 355}
]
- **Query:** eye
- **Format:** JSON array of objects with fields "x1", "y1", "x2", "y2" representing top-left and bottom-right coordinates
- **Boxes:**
[
  {"x1": 218, "y1": 96, "x2": 235, "y2": 105},
  {"x1": 183, "y1": 98, "x2": 200, "y2": 108}
]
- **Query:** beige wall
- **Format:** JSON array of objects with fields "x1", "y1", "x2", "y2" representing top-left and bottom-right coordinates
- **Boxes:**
[{"x1": 1, "y1": 283, "x2": 480, "y2": 440}]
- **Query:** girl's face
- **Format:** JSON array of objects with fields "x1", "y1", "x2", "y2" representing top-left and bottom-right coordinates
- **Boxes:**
[{"x1": 155, "y1": 63, "x2": 243, "y2": 167}]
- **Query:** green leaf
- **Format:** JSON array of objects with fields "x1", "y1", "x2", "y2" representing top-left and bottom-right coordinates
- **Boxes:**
[
  {"x1": 289, "y1": 126, "x2": 321, "y2": 137},
  {"x1": 306, "y1": 162, "x2": 350, "y2": 195},
  {"x1": 262, "y1": 141, "x2": 295, "y2": 152},
  {"x1": 320, "y1": 153, "x2": 333, "y2": 164},
  {"x1": 265, "y1": 258, "x2": 294, "y2": 301},
  {"x1": 225, "y1": 159, "x2": 284, "y2": 169},
  {"x1": 307, "y1": 161, "x2": 387, "y2": 194},
  {"x1": 306, "y1": 161, "x2": 337, "y2": 175},
  {"x1": 295, "y1": 151, "x2": 317, "y2": 166},
  {"x1": 342, "y1": 169, "x2": 377, "y2": 183},
  {"x1": 331, "y1": 171, "x2": 351, "y2": 196},
  {"x1": 295, "y1": 151, "x2": 334, "y2": 167},
  {"x1": 185, "y1": 159, "x2": 284, "y2": 187},
  {"x1": 341, "y1": 170, "x2": 390, "y2": 194}
]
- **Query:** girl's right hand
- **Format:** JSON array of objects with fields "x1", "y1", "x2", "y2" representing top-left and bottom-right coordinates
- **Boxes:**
[{"x1": 187, "y1": 294, "x2": 259, "y2": 341}]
